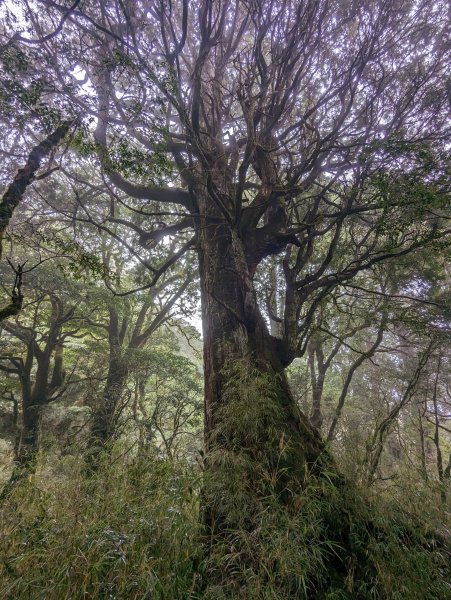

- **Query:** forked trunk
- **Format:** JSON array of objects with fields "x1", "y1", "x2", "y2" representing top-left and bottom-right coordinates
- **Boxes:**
[
  {"x1": 197, "y1": 210, "x2": 327, "y2": 534},
  {"x1": 17, "y1": 350, "x2": 50, "y2": 467},
  {"x1": 2, "y1": 348, "x2": 52, "y2": 500}
]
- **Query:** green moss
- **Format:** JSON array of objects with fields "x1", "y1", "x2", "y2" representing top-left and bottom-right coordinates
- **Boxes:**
[{"x1": 200, "y1": 362, "x2": 451, "y2": 599}]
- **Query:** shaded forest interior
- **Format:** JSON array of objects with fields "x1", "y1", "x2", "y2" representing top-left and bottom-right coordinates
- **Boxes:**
[{"x1": 0, "y1": 1, "x2": 450, "y2": 598}]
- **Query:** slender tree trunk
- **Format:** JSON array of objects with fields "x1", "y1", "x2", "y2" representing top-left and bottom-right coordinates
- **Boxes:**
[
  {"x1": 444, "y1": 454, "x2": 451, "y2": 479},
  {"x1": 17, "y1": 349, "x2": 51, "y2": 467},
  {"x1": 49, "y1": 344, "x2": 65, "y2": 392},
  {"x1": 0, "y1": 121, "x2": 73, "y2": 259},
  {"x1": 366, "y1": 344, "x2": 432, "y2": 485},
  {"x1": 418, "y1": 407, "x2": 429, "y2": 482},
  {"x1": 87, "y1": 281, "x2": 182, "y2": 457},
  {"x1": 308, "y1": 335, "x2": 326, "y2": 430},
  {"x1": 268, "y1": 262, "x2": 283, "y2": 338},
  {"x1": 9, "y1": 391, "x2": 20, "y2": 458},
  {"x1": 328, "y1": 316, "x2": 386, "y2": 442},
  {"x1": 431, "y1": 356, "x2": 446, "y2": 503}
]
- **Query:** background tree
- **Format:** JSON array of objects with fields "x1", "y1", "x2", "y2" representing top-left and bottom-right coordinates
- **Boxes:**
[{"x1": 0, "y1": 265, "x2": 88, "y2": 498}]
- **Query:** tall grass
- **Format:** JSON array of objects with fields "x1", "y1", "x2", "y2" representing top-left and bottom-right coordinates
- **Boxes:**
[
  {"x1": 0, "y1": 450, "x2": 201, "y2": 599},
  {"x1": 0, "y1": 446, "x2": 449, "y2": 598}
]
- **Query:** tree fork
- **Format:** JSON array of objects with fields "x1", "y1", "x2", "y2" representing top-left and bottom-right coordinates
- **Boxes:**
[{"x1": 197, "y1": 209, "x2": 332, "y2": 529}]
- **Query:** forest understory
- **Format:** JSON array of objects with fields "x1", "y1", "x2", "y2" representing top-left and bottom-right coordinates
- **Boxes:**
[{"x1": 0, "y1": 0, "x2": 450, "y2": 598}]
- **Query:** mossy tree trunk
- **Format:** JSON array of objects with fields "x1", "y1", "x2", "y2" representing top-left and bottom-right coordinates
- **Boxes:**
[
  {"x1": 1, "y1": 337, "x2": 61, "y2": 500},
  {"x1": 197, "y1": 196, "x2": 328, "y2": 536},
  {"x1": 49, "y1": 343, "x2": 65, "y2": 392},
  {"x1": 16, "y1": 320, "x2": 69, "y2": 468},
  {"x1": 18, "y1": 345, "x2": 50, "y2": 467},
  {"x1": 1, "y1": 300, "x2": 74, "y2": 499}
]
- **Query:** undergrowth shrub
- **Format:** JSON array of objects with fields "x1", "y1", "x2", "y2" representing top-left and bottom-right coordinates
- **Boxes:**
[
  {"x1": 0, "y1": 366, "x2": 449, "y2": 599},
  {"x1": 200, "y1": 362, "x2": 451, "y2": 599},
  {"x1": 201, "y1": 456, "x2": 451, "y2": 599},
  {"x1": 0, "y1": 449, "x2": 201, "y2": 600}
]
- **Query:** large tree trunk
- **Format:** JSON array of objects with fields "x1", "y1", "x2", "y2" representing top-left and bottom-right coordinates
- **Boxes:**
[{"x1": 197, "y1": 210, "x2": 327, "y2": 534}]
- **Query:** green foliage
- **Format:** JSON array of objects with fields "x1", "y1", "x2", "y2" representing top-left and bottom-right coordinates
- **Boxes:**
[
  {"x1": 0, "y1": 69, "x2": 63, "y2": 132},
  {"x1": 364, "y1": 139, "x2": 449, "y2": 248},
  {"x1": 203, "y1": 361, "x2": 298, "y2": 532},
  {"x1": 202, "y1": 474, "x2": 451, "y2": 599},
  {"x1": 108, "y1": 137, "x2": 173, "y2": 183},
  {"x1": 0, "y1": 448, "x2": 450, "y2": 600},
  {"x1": 0, "y1": 43, "x2": 30, "y2": 76},
  {"x1": 211, "y1": 362, "x2": 286, "y2": 452},
  {"x1": 0, "y1": 449, "x2": 201, "y2": 600},
  {"x1": 0, "y1": 441, "x2": 449, "y2": 599},
  {"x1": 39, "y1": 233, "x2": 116, "y2": 282},
  {"x1": 69, "y1": 124, "x2": 98, "y2": 158}
]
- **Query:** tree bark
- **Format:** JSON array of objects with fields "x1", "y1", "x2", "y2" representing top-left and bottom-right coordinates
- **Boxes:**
[
  {"x1": 6, "y1": 301, "x2": 72, "y2": 477},
  {"x1": 17, "y1": 345, "x2": 52, "y2": 467},
  {"x1": 49, "y1": 344, "x2": 65, "y2": 392},
  {"x1": 366, "y1": 343, "x2": 432, "y2": 485},
  {"x1": 0, "y1": 121, "x2": 73, "y2": 258},
  {"x1": 197, "y1": 203, "x2": 327, "y2": 533},
  {"x1": 327, "y1": 315, "x2": 386, "y2": 442},
  {"x1": 308, "y1": 333, "x2": 326, "y2": 431},
  {"x1": 418, "y1": 407, "x2": 429, "y2": 482},
  {"x1": 1, "y1": 342, "x2": 55, "y2": 500},
  {"x1": 431, "y1": 355, "x2": 446, "y2": 503},
  {"x1": 87, "y1": 276, "x2": 189, "y2": 460},
  {"x1": 0, "y1": 262, "x2": 24, "y2": 324},
  {"x1": 90, "y1": 358, "x2": 129, "y2": 447},
  {"x1": 0, "y1": 290, "x2": 23, "y2": 323},
  {"x1": 88, "y1": 308, "x2": 129, "y2": 459}
]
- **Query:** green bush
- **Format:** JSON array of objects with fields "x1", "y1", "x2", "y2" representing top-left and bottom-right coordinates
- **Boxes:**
[
  {"x1": 0, "y1": 450, "x2": 201, "y2": 600},
  {"x1": 1, "y1": 376, "x2": 449, "y2": 600}
]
